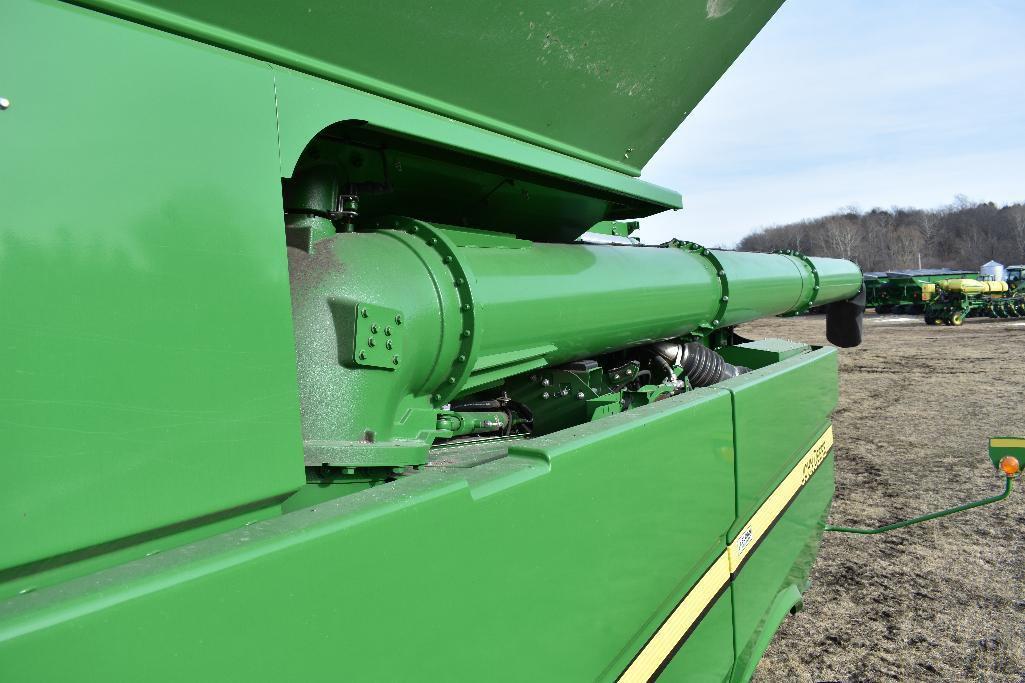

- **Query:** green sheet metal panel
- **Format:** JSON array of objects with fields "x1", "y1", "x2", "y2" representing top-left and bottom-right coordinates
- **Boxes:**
[
  {"x1": 0, "y1": 0, "x2": 303, "y2": 570},
  {"x1": 729, "y1": 454, "x2": 834, "y2": 682},
  {"x1": 658, "y1": 594, "x2": 736, "y2": 682},
  {"x1": 723, "y1": 348, "x2": 839, "y2": 535},
  {"x1": 719, "y1": 350, "x2": 839, "y2": 681},
  {"x1": 718, "y1": 339, "x2": 812, "y2": 370},
  {"x1": 272, "y1": 67, "x2": 682, "y2": 215},
  {"x1": 0, "y1": 388, "x2": 736, "y2": 681},
  {"x1": 73, "y1": 0, "x2": 784, "y2": 175}
]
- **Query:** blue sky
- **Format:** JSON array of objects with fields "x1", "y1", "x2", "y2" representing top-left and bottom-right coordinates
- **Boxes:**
[{"x1": 637, "y1": 0, "x2": 1025, "y2": 247}]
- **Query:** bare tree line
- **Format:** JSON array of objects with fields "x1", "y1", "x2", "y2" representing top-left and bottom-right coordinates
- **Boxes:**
[{"x1": 736, "y1": 196, "x2": 1025, "y2": 271}]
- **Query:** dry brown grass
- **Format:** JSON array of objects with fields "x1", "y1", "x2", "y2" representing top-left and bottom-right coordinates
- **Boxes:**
[{"x1": 746, "y1": 314, "x2": 1025, "y2": 683}]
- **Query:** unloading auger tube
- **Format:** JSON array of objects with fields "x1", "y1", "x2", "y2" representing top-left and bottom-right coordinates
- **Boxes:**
[{"x1": 288, "y1": 217, "x2": 864, "y2": 468}]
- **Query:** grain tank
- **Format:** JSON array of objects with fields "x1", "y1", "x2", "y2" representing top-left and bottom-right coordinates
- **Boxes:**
[{"x1": 0, "y1": 2, "x2": 865, "y2": 681}]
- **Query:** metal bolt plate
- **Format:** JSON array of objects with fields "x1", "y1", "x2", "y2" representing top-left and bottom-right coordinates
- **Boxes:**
[{"x1": 353, "y1": 303, "x2": 404, "y2": 370}]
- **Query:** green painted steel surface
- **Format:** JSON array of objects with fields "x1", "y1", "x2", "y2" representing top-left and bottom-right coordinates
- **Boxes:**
[
  {"x1": 0, "y1": 345, "x2": 838, "y2": 682},
  {"x1": 273, "y1": 66, "x2": 682, "y2": 240},
  {"x1": 0, "y1": 0, "x2": 303, "y2": 571},
  {"x1": 815, "y1": 256, "x2": 870, "y2": 305},
  {"x1": 0, "y1": 1, "x2": 858, "y2": 679},
  {"x1": 717, "y1": 349, "x2": 837, "y2": 680},
  {"x1": 289, "y1": 221, "x2": 861, "y2": 467},
  {"x1": 719, "y1": 339, "x2": 812, "y2": 370},
  {"x1": 74, "y1": 0, "x2": 784, "y2": 175},
  {"x1": 0, "y1": 389, "x2": 738, "y2": 681},
  {"x1": 724, "y1": 349, "x2": 838, "y2": 533},
  {"x1": 730, "y1": 454, "x2": 834, "y2": 682},
  {"x1": 659, "y1": 593, "x2": 737, "y2": 681}
]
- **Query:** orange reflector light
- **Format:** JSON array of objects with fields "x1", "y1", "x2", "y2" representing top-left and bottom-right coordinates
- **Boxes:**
[{"x1": 999, "y1": 456, "x2": 1021, "y2": 477}]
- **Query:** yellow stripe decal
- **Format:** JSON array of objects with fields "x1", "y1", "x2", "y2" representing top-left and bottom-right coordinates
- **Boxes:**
[
  {"x1": 991, "y1": 437, "x2": 1025, "y2": 449},
  {"x1": 727, "y1": 426, "x2": 833, "y2": 571},
  {"x1": 616, "y1": 553, "x2": 731, "y2": 683},
  {"x1": 617, "y1": 425, "x2": 834, "y2": 683}
]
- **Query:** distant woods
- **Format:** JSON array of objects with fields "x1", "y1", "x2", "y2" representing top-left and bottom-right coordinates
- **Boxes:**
[{"x1": 735, "y1": 196, "x2": 1025, "y2": 271}]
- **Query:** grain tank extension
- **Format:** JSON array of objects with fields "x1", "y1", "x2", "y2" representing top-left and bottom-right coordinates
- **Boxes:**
[{"x1": 2, "y1": 2, "x2": 866, "y2": 681}]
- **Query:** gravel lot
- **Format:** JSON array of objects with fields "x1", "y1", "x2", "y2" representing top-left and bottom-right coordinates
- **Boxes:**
[{"x1": 746, "y1": 313, "x2": 1025, "y2": 683}]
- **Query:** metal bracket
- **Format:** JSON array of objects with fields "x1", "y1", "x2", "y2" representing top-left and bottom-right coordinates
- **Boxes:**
[
  {"x1": 605, "y1": 360, "x2": 641, "y2": 390},
  {"x1": 825, "y1": 476, "x2": 1014, "y2": 535},
  {"x1": 353, "y1": 302, "x2": 404, "y2": 370}
]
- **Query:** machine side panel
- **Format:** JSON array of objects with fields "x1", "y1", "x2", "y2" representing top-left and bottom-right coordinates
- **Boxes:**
[
  {"x1": 0, "y1": 389, "x2": 736, "y2": 682},
  {"x1": 655, "y1": 593, "x2": 736, "y2": 683},
  {"x1": 0, "y1": 1, "x2": 303, "y2": 570},
  {"x1": 724, "y1": 348, "x2": 839, "y2": 533},
  {"x1": 730, "y1": 454, "x2": 835, "y2": 682},
  {"x1": 718, "y1": 350, "x2": 840, "y2": 682}
]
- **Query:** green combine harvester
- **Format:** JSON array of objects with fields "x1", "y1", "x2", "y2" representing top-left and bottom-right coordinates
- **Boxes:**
[{"x1": 1, "y1": 2, "x2": 1018, "y2": 681}]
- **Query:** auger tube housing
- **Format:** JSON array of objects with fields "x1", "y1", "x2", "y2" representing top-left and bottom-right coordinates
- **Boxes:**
[{"x1": 289, "y1": 217, "x2": 862, "y2": 466}]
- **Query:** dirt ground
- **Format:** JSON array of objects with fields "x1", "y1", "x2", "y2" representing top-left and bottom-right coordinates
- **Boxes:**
[{"x1": 743, "y1": 313, "x2": 1025, "y2": 683}]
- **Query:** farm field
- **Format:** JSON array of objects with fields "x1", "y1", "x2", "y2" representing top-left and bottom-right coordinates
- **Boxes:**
[{"x1": 747, "y1": 313, "x2": 1025, "y2": 682}]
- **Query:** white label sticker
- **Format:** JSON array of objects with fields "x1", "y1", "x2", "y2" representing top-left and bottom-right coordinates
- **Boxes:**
[{"x1": 737, "y1": 527, "x2": 754, "y2": 556}]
